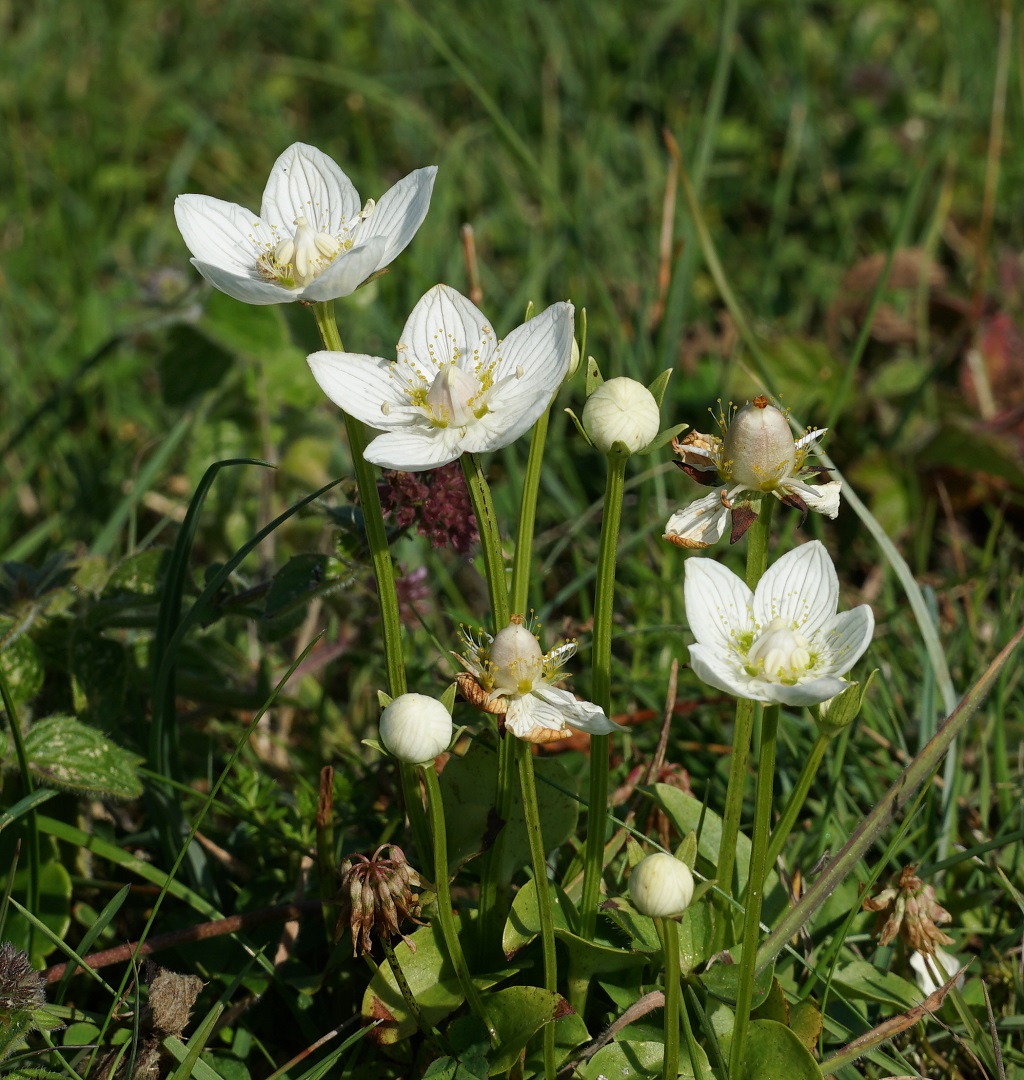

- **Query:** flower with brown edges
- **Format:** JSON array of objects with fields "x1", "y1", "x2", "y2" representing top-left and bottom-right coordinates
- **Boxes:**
[
  {"x1": 862, "y1": 864, "x2": 954, "y2": 954},
  {"x1": 336, "y1": 845, "x2": 422, "y2": 957}
]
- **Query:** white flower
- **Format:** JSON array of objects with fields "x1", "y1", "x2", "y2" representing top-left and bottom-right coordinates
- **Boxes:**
[
  {"x1": 582, "y1": 377, "x2": 661, "y2": 455},
  {"x1": 909, "y1": 948, "x2": 964, "y2": 996},
  {"x1": 664, "y1": 397, "x2": 841, "y2": 549},
  {"x1": 455, "y1": 616, "x2": 622, "y2": 744},
  {"x1": 683, "y1": 540, "x2": 874, "y2": 706},
  {"x1": 174, "y1": 143, "x2": 436, "y2": 305},
  {"x1": 378, "y1": 693, "x2": 453, "y2": 763},
  {"x1": 308, "y1": 285, "x2": 574, "y2": 471},
  {"x1": 628, "y1": 853, "x2": 695, "y2": 917}
]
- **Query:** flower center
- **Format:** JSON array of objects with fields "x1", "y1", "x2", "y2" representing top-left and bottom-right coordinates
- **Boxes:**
[
  {"x1": 488, "y1": 623, "x2": 544, "y2": 696},
  {"x1": 256, "y1": 210, "x2": 366, "y2": 289},
  {"x1": 744, "y1": 617, "x2": 814, "y2": 684},
  {"x1": 422, "y1": 363, "x2": 491, "y2": 428},
  {"x1": 721, "y1": 402, "x2": 797, "y2": 491}
]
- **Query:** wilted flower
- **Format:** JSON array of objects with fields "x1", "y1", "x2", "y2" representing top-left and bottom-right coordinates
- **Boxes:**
[
  {"x1": 174, "y1": 143, "x2": 436, "y2": 305},
  {"x1": 628, "y1": 853, "x2": 695, "y2": 917},
  {"x1": 684, "y1": 540, "x2": 874, "y2": 706},
  {"x1": 308, "y1": 285, "x2": 574, "y2": 470},
  {"x1": 456, "y1": 615, "x2": 622, "y2": 744},
  {"x1": 664, "y1": 396, "x2": 841, "y2": 548},
  {"x1": 909, "y1": 948, "x2": 964, "y2": 996},
  {"x1": 377, "y1": 462, "x2": 479, "y2": 554},
  {"x1": 582, "y1": 377, "x2": 661, "y2": 455},
  {"x1": 863, "y1": 865, "x2": 954, "y2": 954},
  {"x1": 336, "y1": 845, "x2": 422, "y2": 956},
  {"x1": 378, "y1": 693, "x2": 453, "y2": 763},
  {"x1": 0, "y1": 941, "x2": 45, "y2": 1016}
]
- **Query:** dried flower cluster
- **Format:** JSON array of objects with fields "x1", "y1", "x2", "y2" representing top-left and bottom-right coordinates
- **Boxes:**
[
  {"x1": 377, "y1": 462, "x2": 479, "y2": 554},
  {"x1": 336, "y1": 845, "x2": 422, "y2": 956},
  {"x1": 862, "y1": 865, "x2": 954, "y2": 954}
]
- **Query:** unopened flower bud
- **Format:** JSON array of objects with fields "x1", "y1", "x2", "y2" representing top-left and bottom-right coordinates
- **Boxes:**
[
  {"x1": 378, "y1": 693, "x2": 452, "y2": 763},
  {"x1": 567, "y1": 337, "x2": 582, "y2": 379},
  {"x1": 582, "y1": 377, "x2": 660, "y2": 456},
  {"x1": 816, "y1": 681, "x2": 864, "y2": 737},
  {"x1": 722, "y1": 397, "x2": 796, "y2": 491},
  {"x1": 628, "y1": 852, "x2": 695, "y2": 917}
]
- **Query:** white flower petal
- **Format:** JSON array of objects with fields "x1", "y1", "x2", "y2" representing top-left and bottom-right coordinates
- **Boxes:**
[
  {"x1": 790, "y1": 478, "x2": 841, "y2": 519},
  {"x1": 664, "y1": 492, "x2": 730, "y2": 549},
  {"x1": 687, "y1": 643, "x2": 764, "y2": 700},
  {"x1": 909, "y1": 949, "x2": 963, "y2": 996},
  {"x1": 504, "y1": 695, "x2": 561, "y2": 738},
  {"x1": 489, "y1": 303, "x2": 574, "y2": 415},
  {"x1": 400, "y1": 285, "x2": 494, "y2": 376},
  {"x1": 260, "y1": 142, "x2": 360, "y2": 234},
  {"x1": 300, "y1": 236, "x2": 388, "y2": 302},
  {"x1": 458, "y1": 411, "x2": 520, "y2": 454},
  {"x1": 818, "y1": 605, "x2": 874, "y2": 676},
  {"x1": 358, "y1": 166, "x2": 437, "y2": 269},
  {"x1": 307, "y1": 351, "x2": 404, "y2": 426},
  {"x1": 189, "y1": 259, "x2": 298, "y2": 305},
  {"x1": 363, "y1": 427, "x2": 464, "y2": 471},
  {"x1": 532, "y1": 684, "x2": 623, "y2": 735},
  {"x1": 174, "y1": 195, "x2": 267, "y2": 275},
  {"x1": 684, "y1": 558, "x2": 754, "y2": 652},
  {"x1": 755, "y1": 541, "x2": 838, "y2": 637}
]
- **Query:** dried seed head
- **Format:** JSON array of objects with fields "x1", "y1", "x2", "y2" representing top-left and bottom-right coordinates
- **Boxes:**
[
  {"x1": 335, "y1": 845, "x2": 423, "y2": 957},
  {"x1": 862, "y1": 865, "x2": 954, "y2": 954},
  {"x1": 0, "y1": 941, "x2": 45, "y2": 1014}
]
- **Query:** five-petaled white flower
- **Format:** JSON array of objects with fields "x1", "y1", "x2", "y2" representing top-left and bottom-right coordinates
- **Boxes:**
[
  {"x1": 174, "y1": 143, "x2": 436, "y2": 305},
  {"x1": 664, "y1": 397, "x2": 841, "y2": 549},
  {"x1": 455, "y1": 617, "x2": 622, "y2": 744},
  {"x1": 307, "y1": 284, "x2": 574, "y2": 471},
  {"x1": 684, "y1": 540, "x2": 873, "y2": 706}
]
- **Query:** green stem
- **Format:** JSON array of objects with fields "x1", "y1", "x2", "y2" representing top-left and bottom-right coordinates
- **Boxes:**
[
  {"x1": 310, "y1": 302, "x2": 431, "y2": 866},
  {"x1": 0, "y1": 666, "x2": 39, "y2": 956},
  {"x1": 421, "y1": 763, "x2": 497, "y2": 1042},
  {"x1": 763, "y1": 732, "x2": 829, "y2": 881},
  {"x1": 461, "y1": 452, "x2": 514, "y2": 957},
  {"x1": 714, "y1": 498, "x2": 774, "y2": 946},
  {"x1": 729, "y1": 703, "x2": 780, "y2": 1078},
  {"x1": 517, "y1": 740, "x2": 558, "y2": 1080},
  {"x1": 659, "y1": 917, "x2": 681, "y2": 1080},
  {"x1": 510, "y1": 409, "x2": 551, "y2": 616},
  {"x1": 380, "y1": 935, "x2": 445, "y2": 1055},
  {"x1": 579, "y1": 453, "x2": 628, "y2": 942}
]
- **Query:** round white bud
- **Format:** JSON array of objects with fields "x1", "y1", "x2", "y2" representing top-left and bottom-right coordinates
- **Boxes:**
[
  {"x1": 722, "y1": 399, "x2": 796, "y2": 491},
  {"x1": 378, "y1": 693, "x2": 453, "y2": 763},
  {"x1": 628, "y1": 852, "x2": 695, "y2": 917},
  {"x1": 582, "y1": 377, "x2": 661, "y2": 455}
]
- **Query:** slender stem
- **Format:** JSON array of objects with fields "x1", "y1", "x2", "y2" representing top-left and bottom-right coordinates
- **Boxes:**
[
  {"x1": 460, "y1": 452, "x2": 514, "y2": 956},
  {"x1": 517, "y1": 740, "x2": 558, "y2": 1080},
  {"x1": 510, "y1": 409, "x2": 551, "y2": 615},
  {"x1": 310, "y1": 303, "x2": 431, "y2": 866},
  {"x1": 0, "y1": 666, "x2": 39, "y2": 956},
  {"x1": 659, "y1": 917, "x2": 681, "y2": 1080},
  {"x1": 580, "y1": 453, "x2": 628, "y2": 941},
  {"x1": 379, "y1": 935, "x2": 445, "y2": 1055},
  {"x1": 714, "y1": 498, "x2": 774, "y2": 947},
  {"x1": 421, "y1": 763, "x2": 497, "y2": 1042},
  {"x1": 762, "y1": 732, "x2": 829, "y2": 881},
  {"x1": 729, "y1": 703, "x2": 780, "y2": 1078}
]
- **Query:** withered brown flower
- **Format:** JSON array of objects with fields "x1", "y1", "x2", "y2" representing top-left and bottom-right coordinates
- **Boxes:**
[
  {"x1": 336, "y1": 845, "x2": 423, "y2": 957},
  {"x1": 862, "y1": 864, "x2": 954, "y2": 954}
]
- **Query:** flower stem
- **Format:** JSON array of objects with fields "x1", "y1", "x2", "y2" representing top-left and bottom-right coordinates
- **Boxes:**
[
  {"x1": 517, "y1": 739, "x2": 558, "y2": 1080},
  {"x1": 658, "y1": 917, "x2": 681, "y2": 1080},
  {"x1": 729, "y1": 702, "x2": 780, "y2": 1079},
  {"x1": 310, "y1": 302, "x2": 430, "y2": 866},
  {"x1": 510, "y1": 409, "x2": 550, "y2": 616},
  {"x1": 460, "y1": 452, "x2": 514, "y2": 957},
  {"x1": 379, "y1": 934, "x2": 445, "y2": 1056},
  {"x1": 579, "y1": 453, "x2": 628, "y2": 942},
  {"x1": 714, "y1": 497, "x2": 774, "y2": 946},
  {"x1": 762, "y1": 731, "x2": 829, "y2": 881},
  {"x1": 421, "y1": 763, "x2": 497, "y2": 1042}
]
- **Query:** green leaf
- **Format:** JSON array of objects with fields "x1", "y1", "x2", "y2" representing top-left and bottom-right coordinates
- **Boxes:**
[
  {"x1": 421, "y1": 1055, "x2": 489, "y2": 1080},
  {"x1": 264, "y1": 553, "x2": 352, "y2": 619},
  {"x1": 439, "y1": 740, "x2": 578, "y2": 881},
  {"x1": 479, "y1": 986, "x2": 573, "y2": 1074},
  {"x1": 646, "y1": 367, "x2": 673, "y2": 406},
  {"x1": 361, "y1": 918, "x2": 509, "y2": 1045},
  {"x1": 0, "y1": 620, "x2": 44, "y2": 706},
  {"x1": 788, "y1": 1000, "x2": 823, "y2": 1054},
  {"x1": 23, "y1": 715, "x2": 143, "y2": 799},
  {"x1": 739, "y1": 1019, "x2": 824, "y2": 1079},
  {"x1": 158, "y1": 323, "x2": 235, "y2": 407},
  {"x1": 582, "y1": 1038, "x2": 712, "y2": 1079},
  {"x1": 701, "y1": 957, "x2": 775, "y2": 1008},
  {"x1": 585, "y1": 355, "x2": 604, "y2": 395},
  {"x1": 831, "y1": 960, "x2": 921, "y2": 1009},
  {"x1": 5, "y1": 859, "x2": 72, "y2": 966}
]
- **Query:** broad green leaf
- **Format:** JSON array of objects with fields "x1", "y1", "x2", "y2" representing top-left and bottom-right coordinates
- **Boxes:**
[
  {"x1": 831, "y1": 960, "x2": 921, "y2": 1009},
  {"x1": 789, "y1": 1000, "x2": 823, "y2": 1053},
  {"x1": 421, "y1": 1055, "x2": 488, "y2": 1079},
  {"x1": 701, "y1": 956, "x2": 775, "y2": 1008},
  {"x1": 439, "y1": 740, "x2": 578, "y2": 881},
  {"x1": 24, "y1": 715, "x2": 143, "y2": 799},
  {"x1": 5, "y1": 859, "x2": 72, "y2": 965},
  {"x1": 582, "y1": 1038, "x2": 711, "y2": 1079},
  {"x1": 480, "y1": 986, "x2": 573, "y2": 1074},
  {"x1": 0, "y1": 620, "x2": 44, "y2": 706},
  {"x1": 752, "y1": 978, "x2": 789, "y2": 1025},
  {"x1": 263, "y1": 554, "x2": 352, "y2": 619},
  {"x1": 740, "y1": 1019, "x2": 824, "y2": 1079}
]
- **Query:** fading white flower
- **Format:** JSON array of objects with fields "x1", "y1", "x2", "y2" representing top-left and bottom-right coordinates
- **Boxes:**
[
  {"x1": 628, "y1": 853, "x2": 695, "y2": 917},
  {"x1": 909, "y1": 948, "x2": 964, "y2": 997},
  {"x1": 174, "y1": 143, "x2": 436, "y2": 305},
  {"x1": 455, "y1": 616, "x2": 622, "y2": 743},
  {"x1": 664, "y1": 397, "x2": 840, "y2": 549},
  {"x1": 684, "y1": 540, "x2": 874, "y2": 706},
  {"x1": 308, "y1": 285, "x2": 574, "y2": 471}
]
